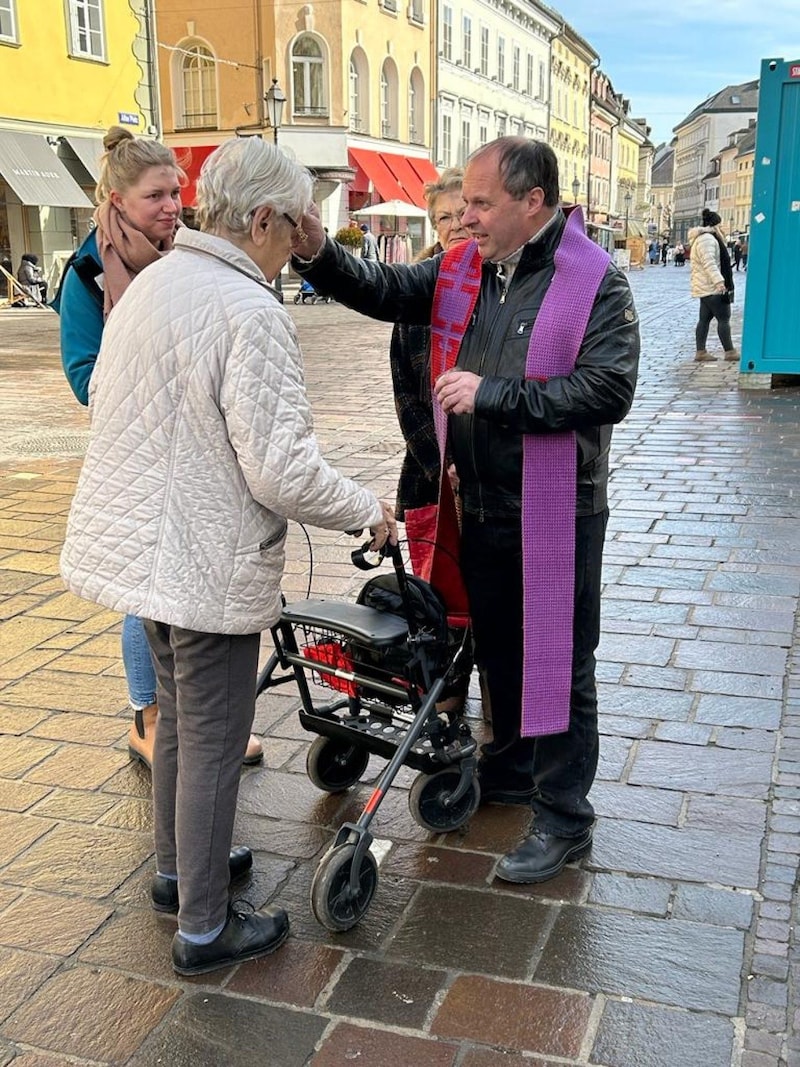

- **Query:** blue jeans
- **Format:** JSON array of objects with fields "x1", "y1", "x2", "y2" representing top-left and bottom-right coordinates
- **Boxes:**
[
  {"x1": 461, "y1": 509, "x2": 608, "y2": 837},
  {"x1": 122, "y1": 614, "x2": 158, "y2": 708}
]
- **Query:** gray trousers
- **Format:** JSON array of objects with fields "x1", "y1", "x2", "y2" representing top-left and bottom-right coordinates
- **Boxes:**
[{"x1": 144, "y1": 621, "x2": 260, "y2": 936}]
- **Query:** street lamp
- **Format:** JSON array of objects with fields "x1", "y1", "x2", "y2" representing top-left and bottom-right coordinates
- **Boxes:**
[
  {"x1": 624, "y1": 191, "x2": 632, "y2": 240},
  {"x1": 264, "y1": 78, "x2": 286, "y2": 145},
  {"x1": 571, "y1": 176, "x2": 580, "y2": 204}
]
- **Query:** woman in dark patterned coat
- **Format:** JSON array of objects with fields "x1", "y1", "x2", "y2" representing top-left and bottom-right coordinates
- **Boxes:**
[
  {"x1": 390, "y1": 168, "x2": 467, "y2": 518},
  {"x1": 389, "y1": 169, "x2": 481, "y2": 715}
]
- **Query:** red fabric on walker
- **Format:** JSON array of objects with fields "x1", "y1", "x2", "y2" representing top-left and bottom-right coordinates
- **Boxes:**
[{"x1": 404, "y1": 475, "x2": 469, "y2": 627}]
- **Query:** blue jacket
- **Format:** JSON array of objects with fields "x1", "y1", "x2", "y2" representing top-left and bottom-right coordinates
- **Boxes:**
[{"x1": 57, "y1": 230, "x2": 104, "y2": 407}]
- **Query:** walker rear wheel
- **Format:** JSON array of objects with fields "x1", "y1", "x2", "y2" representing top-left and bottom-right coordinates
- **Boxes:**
[
  {"x1": 311, "y1": 843, "x2": 378, "y2": 931},
  {"x1": 306, "y1": 736, "x2": 369, "y2": 792},
  {"x1": 409, "y1": 767, "x2": 481, "y2": 832}
]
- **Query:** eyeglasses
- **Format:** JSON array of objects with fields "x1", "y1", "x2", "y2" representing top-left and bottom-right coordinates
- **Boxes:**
[
  {"x1": 283, "y1": 212, "x2": 307, "y2": 242},
  {"x1": 434, "y1": 211, "x2": 466, "y2": 228}
]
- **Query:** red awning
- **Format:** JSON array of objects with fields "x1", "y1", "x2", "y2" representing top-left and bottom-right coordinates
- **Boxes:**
[
  {"x1": 348, "y1": 148, "x2": 406, "y2": 205},
  {"x1": 381, "y1": 153, "x2": 429, "y2": 209},
  {"x1": 407, "y1": 156, "x2": 440, "y2": 190},
  {"x1": 347, "y1": 148, "x2": 439, "y2": 210},
  {"x1": 172, "y1": 144, "x2": 218, "y2": 208}
]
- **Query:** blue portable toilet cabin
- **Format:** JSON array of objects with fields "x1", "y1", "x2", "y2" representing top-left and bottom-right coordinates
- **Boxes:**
[{"x1": 740, "y1": 57, "x2": 800, "y2": 381}]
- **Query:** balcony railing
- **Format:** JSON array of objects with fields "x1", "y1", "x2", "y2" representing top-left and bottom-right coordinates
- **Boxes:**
[
  {"x1": 178, "y1": 112, "x2": 218, "y2": 130},
  {"x1": 294, "y1": 106, "x2": 329, "y2": 118}
]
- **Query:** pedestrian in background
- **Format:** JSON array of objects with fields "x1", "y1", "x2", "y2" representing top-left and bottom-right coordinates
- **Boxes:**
[
  {"x1": 360, "y1": 223, "x2": 379, "y2": 261},
  {"x1": 17, "y1": 253, "x2": 47, "y2": 303},
  {"x1": 689, "y1": 208, "x2": 738, "y2": 363},
  {"x1": 740, "y1": 235, "x2": 749, "y2": 271},
  {"x1": 61, "y1": 136, "x2": 395, "y2": 975},
  {"x1": 733, "y1": 239, "x2": 742, "y2": 272},
  {"x1": 55, "y1": 125, "x2": 264, "y2": 769}
]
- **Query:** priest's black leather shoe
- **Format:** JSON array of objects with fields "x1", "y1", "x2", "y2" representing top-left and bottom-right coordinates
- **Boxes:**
[
  {"x1": 171, "y1": 902, "x2": 289, "y2": 976},
  {"x1": 495, "y1": 827, "x2": 592, "y2": 883},
  {"x1": 151, "y1": 845, "x2": 253, "y2": 914}
]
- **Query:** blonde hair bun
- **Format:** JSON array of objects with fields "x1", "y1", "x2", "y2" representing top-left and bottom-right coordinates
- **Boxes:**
[{"x1": 103, "y1": 126, "x2": 135, "y2": 153}]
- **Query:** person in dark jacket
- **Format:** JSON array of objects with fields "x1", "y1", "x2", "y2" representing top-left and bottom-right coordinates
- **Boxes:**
[
  {"x1": 292, "y1": 137, "x2": 639, "y2": 884},
  {"x1": 17, "y1": 253, "x2": 47, "y2": 303}
]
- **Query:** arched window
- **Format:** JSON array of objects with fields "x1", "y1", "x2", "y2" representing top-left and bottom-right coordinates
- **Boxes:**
[
  {"x1": 179, "y1": 43, "x2": 217, "y2": 129},
  {"x1": 381, "y1": 58, "x2": 398, "y2": 139},
  {"x1": 408, "y1": 68, "x2": 424, "y2": 144},
  {"x1": 349, "y1": 49, "x2": 368, "y2": 133},
  {"x1": 292, "y1": 34, "x2": 326, "y2": 117}
]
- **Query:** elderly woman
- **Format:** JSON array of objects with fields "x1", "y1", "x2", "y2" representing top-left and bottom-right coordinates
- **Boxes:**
[{"x1": 61, "y1": 137, "x2": 396, "y2": 976}]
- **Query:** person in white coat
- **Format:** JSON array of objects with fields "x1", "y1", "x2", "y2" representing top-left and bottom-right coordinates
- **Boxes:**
[
  {"x1": 689, "y1": 208, "x2": 737, "y2": 362},
  {"x1": 61, "y1": 137, "x2": 396, "y2": 976}
]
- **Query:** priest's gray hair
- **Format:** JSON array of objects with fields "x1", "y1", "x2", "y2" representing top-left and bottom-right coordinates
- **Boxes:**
[{"x1": 195, "y1": 137, "x2": 313, "y2": 236}]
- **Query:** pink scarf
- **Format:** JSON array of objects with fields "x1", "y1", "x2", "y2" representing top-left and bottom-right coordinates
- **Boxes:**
[{"x1": 93, "y1": 200, "x2": 176, "y2": 319}]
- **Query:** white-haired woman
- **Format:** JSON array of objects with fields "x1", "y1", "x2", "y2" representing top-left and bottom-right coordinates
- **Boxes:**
[{"x1": 61, "y1": 137, "x2": 396, "y2": 976}]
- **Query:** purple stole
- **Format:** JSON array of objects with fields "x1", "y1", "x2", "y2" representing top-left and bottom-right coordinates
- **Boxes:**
[{"x1": 430, "y1": 207, "x2": 610, "y2": 736}]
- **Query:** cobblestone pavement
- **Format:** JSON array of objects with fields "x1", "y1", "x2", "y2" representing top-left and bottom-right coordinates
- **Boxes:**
[{"x1": 0, "y1": 264, "x2": 798, "y2": 1067}]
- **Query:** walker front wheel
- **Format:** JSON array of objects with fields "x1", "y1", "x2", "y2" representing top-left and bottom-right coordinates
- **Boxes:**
[
  {"x1": 409, "y1": 767, "x2": 481, "y2": 832},
  {"x1": 311, "y1": 843, "x2": 378, "y2": 932},
  {"x1": 306, "y1": 736, "x2": 369, "y2": 792}
]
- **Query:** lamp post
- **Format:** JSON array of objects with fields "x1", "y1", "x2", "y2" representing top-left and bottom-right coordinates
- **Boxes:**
[
  {"x1": 264, "y1": 78, "x2": 286, "y2": 145},
  {"x1": 624, "y1": 190, "x2": 632, "y2": 241},
  {"x1": 571, "y1": 176, "x2": 580, "y2": 204}
]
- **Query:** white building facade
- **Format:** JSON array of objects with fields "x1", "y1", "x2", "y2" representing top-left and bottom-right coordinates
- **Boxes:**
[
  {"x1": 434, "y1": 0, "x2": 559, "y2": 169},
  {"x1": 672, "y1": 80, "x2": 758, "y2": 244}
]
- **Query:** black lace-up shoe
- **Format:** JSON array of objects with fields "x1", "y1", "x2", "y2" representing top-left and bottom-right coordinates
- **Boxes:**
[
  {"x1": 151, "y1": 846, "x2": 253, "y2": 914},
  {"x1": 171, "y1": 902, "x2": 289, "y2": 976},
  {"x1": 495, "y1": 827, "x2": 592, "y2": 883}
]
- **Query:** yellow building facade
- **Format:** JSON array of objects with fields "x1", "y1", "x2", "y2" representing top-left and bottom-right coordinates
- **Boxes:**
[
  {"x1": 733, "y1": 126, "x2": 756, "y2": 237},
  {"x1": 615, "y1": 120, "x2": 641, "y2": 228},
  {"x1": 155, "y1": 0, "x2": 434, "y2": 234},
  {"x1": 548, "y1": 26, "x2": 597, "y2": 206},
  {"x1": 0, "y1": 0, "x2": 155, "y2": 273}
]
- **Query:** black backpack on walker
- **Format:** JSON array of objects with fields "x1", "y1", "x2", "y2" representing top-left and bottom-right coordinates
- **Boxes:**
[{"x1": 354, "y1": 572, "x2": 449, "y2": 693}]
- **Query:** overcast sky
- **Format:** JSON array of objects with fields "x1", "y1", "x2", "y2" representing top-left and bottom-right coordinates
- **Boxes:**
[{"x1": 560, "y1": 1, "x2": 800, "y2": 145}]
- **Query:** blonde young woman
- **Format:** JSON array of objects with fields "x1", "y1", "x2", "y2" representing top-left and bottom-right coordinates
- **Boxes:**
[{"x1": 58, "y1": 126, "x2": 263, "y2": 768}]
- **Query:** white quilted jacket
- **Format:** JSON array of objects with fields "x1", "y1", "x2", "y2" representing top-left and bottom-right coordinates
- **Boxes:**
[
  {"x1": 688, "y1": 227, "x2": 726, "y2": 298},
  {"x1": 60, "y1": 228, "x2": 383, "y2": 634}
]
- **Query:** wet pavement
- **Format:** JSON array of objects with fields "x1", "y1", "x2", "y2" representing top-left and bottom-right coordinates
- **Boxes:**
[{"x1": 0, "y1": 263, "x2": 798, "y2": 1067}]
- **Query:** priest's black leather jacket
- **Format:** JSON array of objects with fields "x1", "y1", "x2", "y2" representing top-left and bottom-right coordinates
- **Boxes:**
[{"x1": 295, "y1": 211, "x2": 639, "y2": 519}]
